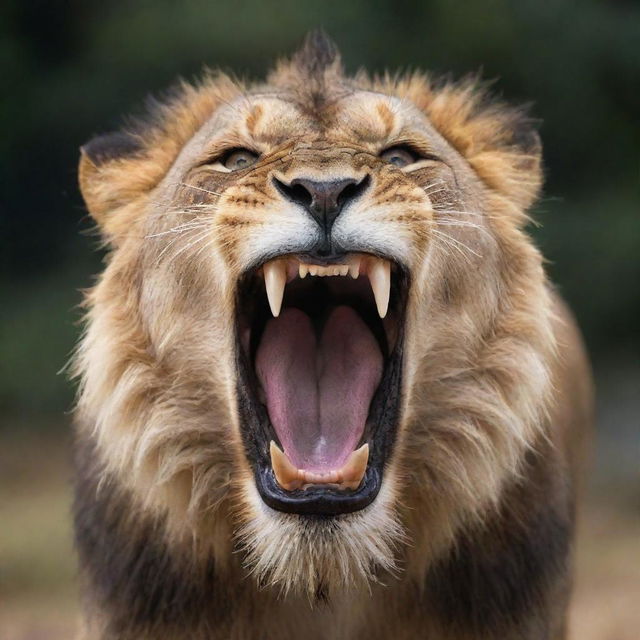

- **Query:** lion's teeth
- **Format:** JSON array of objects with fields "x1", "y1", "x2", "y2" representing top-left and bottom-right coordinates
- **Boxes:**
[
  {"x1": 337, "y1": 444, "x2": 369, "y2": 490},
  {"x1": 263, "y1": 259, "x2": 287, "y2": 317},
  {"x1": 348, "y1": 257, "x2": 361, "y2": 279},
  {"x1": 296, "y1": 262, "x2": 357, "y2": 278},
  {"x1": 270, "y1": 441, "x2": 303, "y2": 491},
  {"x1": 263, "y1": 257, "x2": 390, "y2": 317},
  {"x1": 270, "y1": 440, "x2": 370, "y2": 492},
  {"x1": 368, "y1": 258, "x2": 391, "y2": 318}
]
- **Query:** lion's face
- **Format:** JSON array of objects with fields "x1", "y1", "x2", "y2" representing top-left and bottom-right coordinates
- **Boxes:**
[{"x1": 76, "y1": 36, "x2": 552, "y2": 595}]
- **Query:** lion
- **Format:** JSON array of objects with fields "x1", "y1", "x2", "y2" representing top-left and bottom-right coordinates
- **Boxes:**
[{"x1": 72, "y1": 31, "x2": 592, "y2": 639}]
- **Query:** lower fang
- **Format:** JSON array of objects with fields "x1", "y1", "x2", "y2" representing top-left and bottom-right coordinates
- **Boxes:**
[{"x1": 270, "y1": 441, "x2": 301, "y2": 491}]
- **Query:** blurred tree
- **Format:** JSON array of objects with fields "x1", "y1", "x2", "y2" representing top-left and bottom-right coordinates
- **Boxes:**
[{"x1": 1, "y1": 0, "x2": 638, "y2": 420}]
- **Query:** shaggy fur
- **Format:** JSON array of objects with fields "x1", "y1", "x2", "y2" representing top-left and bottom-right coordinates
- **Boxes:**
[{"x1": 73, "y1": 32, "x2": 592, "y2": 639}]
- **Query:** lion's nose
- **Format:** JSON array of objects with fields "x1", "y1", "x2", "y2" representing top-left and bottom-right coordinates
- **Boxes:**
[{"x1": 274, "y1": 176, "x2": 369, "y2": 234}]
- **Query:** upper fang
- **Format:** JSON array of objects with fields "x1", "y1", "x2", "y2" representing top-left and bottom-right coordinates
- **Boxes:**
[
  {"x1": 263, "y1": 259, "x2": 287, "y2": 317},
  {"x1": 368, "y1": 259, "x2": 391, "y2": 318}
]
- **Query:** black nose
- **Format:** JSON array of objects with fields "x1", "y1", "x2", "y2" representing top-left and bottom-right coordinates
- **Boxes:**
[{"x1": 274, "y1": 176, "x2": 369, "y2": 234}]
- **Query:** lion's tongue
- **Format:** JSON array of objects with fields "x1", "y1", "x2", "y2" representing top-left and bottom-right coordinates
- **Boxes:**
[{"x1": 256, "y1": 306, "x2": 383, "y2": 473}]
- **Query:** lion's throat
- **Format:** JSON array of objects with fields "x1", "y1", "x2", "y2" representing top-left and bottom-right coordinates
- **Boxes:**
[{"x1": 255, "y1": 306, "x2": 382, "y2": 474}]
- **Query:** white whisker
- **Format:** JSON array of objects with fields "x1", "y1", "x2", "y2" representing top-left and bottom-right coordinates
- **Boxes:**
[
  {"x1": 431, "y1": 228, "x2": 482, "y2": 261},
  {"x1": 145, "y1": 221, "x2": 211, "y2": 239},
  {"x1": 165, "y1": 228, "x2": 214, "y2": 267},
  {"x1": 179, "y1": 182, "x2": 224, "y2": 197}
]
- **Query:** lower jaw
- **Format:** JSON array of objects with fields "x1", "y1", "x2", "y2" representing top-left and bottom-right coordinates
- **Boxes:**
[{"x1": 255, "y1": 465, "x2": 383, "y2": 516}]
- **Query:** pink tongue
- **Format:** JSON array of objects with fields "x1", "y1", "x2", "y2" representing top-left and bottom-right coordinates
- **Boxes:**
[{"x1": 255, "y1": 306, "x2": 383, "y2": 472}]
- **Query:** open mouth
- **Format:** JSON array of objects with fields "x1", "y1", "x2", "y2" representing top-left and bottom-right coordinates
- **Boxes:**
[{"x1": 235, "y1": 252, "x2": 408, "y2": 516}]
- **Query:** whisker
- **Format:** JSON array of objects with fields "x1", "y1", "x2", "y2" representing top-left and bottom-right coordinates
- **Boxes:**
[
  {"x1": 145, "y1": 222, "x2": 211, "y2": 239},
  {"x1": 431, "y1": 228, "x2": 482, "y2": 260},
  {"x1": 153, "y1": 225, "x2": 211, "y2": 265},
  {"x1": 423, "y1": 187, "x2": 449, "y2": 198},
  {"x1": 431, "y1": 232, "x2": 472, "y2": 264},
  {"x1": 179, "y1": 182, "x2": 224, "y2": 197},
  {"x1": 157, "y1": 204, "x2": 218, "y2": 214},
  {"x1": 434, "y1": 209, "x2": 484, "y2": 217},
  {"x1": 191, "y1": 237, "x2": 217, "y2": 261},
  {"x1": 436, "y1": 218, "x2": 494, "y2": 239},
  {"x1": 423, "y1": 180, "x2": 447, "y2": 193},
  {"x1": 165, "y1": 228, "x2": 214, "y2": 267}
]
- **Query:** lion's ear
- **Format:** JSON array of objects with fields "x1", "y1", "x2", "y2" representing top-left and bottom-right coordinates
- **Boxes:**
[
  {"x1": 397, "y1": 76, "x2": 544, "y2": 214},
  {"x1": 78, "y1": 76, "x2": 243, "y2": 242},
  {"x1": 453, "y1": 102, "x2": 543, "y2": 212},
  {"x1": 489, "y1": 115, "x2": 543, "y2": 211},
  {"x1": 436, "y1": 97, "x2": 544, "y2": 212},
  {"x1": 78, "y1": 131, "x2": 146, "y2": 230}
]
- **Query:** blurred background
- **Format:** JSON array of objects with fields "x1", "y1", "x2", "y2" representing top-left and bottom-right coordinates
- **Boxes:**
[{"x1": 1, "y1": 1, "x2": 638, "y2": 638}]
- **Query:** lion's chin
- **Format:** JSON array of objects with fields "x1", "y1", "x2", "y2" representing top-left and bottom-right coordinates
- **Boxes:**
[
  {"x1": 237, "y1": 476, "x2": 404, "y2": 598},
  {"x1": 235, "y1": 251, "x2": 409, "y2": 518}
]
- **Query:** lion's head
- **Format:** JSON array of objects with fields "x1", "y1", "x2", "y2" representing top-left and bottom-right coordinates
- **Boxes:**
[{"x1": 75, "y1": 32, "x2": 554, "y2": 598}]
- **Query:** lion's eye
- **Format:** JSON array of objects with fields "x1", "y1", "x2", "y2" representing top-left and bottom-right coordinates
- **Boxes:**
[
  {"x1": 222, "y1": 149, "x2": 259, "y2": 171},
  {"x1": 379, "y1": 146, "x2": 419, "y2": 168}
]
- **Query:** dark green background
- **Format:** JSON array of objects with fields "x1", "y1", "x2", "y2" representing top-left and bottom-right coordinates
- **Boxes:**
[{"x1": 1, "y1": 0, "x2": 639, "y2": 427}]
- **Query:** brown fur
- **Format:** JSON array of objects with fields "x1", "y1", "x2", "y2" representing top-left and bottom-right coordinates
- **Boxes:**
[{"x1": 73, "y1": 32, "x2": 592, "y2": 639}]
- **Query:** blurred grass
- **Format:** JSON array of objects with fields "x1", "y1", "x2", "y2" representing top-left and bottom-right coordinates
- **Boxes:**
[
  {"x1": 0, "y1": 431, "x2": 77, "y2": 639},
  {"x1": 0, "y1": 429, "x2": 638, "y2": 640},
  {"x1": 570, "y1": 495, "x2": 640, "y2": 640}
]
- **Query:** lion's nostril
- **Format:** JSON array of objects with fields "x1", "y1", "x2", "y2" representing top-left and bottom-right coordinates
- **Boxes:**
[
  {"x1": 273, "y1": 175, "x2": 370, "y2": 234},
  {"x1": 273, "y1": 178, "x2": 313, "y2": 209}
]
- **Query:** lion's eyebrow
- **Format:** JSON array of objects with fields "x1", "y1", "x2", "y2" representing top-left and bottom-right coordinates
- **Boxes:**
[
  {"x1": 376, "y1": 102, "x2": 396, "y2": 138},
  {"x1": 245, "y1": 104, "x2": 264, "y2": 137}
]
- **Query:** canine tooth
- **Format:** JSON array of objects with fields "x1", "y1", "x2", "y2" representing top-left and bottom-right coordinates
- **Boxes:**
[
  {"x1": 270, "y1": 441, "x2": 303, "y2": 491},
  {"x1": 368, "y1": 259, "x2": 391, "y2": 318},
  {"x1": 337, "y1": 444, "x2": 369, "y2": 490},
  {"x1": 299, "y1": 263, "x2": 308, "y2": 279},
  {"x1": 263, "y1": 260, "x2": 286, "y2": 317},
  {"x1": 348, "y1": 258, "x2": 361, "y2": 279}
]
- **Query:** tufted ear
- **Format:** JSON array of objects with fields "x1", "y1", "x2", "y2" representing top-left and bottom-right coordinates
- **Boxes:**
[
  {"x1": 483, "y1": 114, "x2": 543, "y2": 211},
  {"x1": 437, "y1": 89, "x2": 543, "y2": 213},
  {"x1": 78, "y1": 131, "x2": 145, "y2": 228},
  {"x1": 387, "y1": 75, "x2": 544, "y2": 214},
  {"x1": 425, "y1": 82, "x2": 544, "y2": 212},
  {"x1": 77, "y1": 74, "x2": 243, "y2": 242}
]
